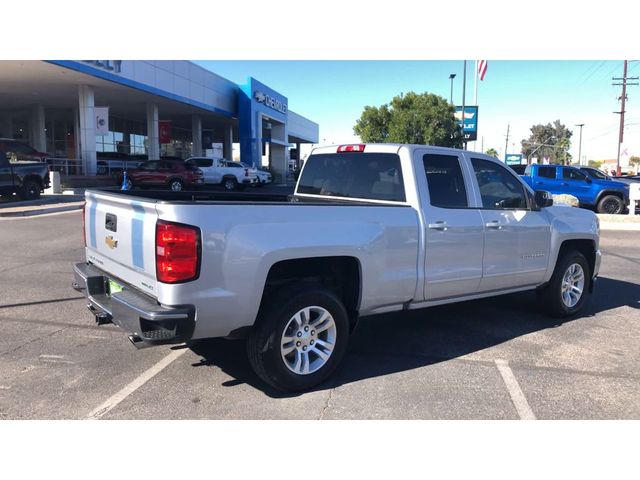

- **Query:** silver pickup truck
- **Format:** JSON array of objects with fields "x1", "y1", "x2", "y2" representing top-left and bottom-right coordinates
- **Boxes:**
[{"x1": 73, "y1": 144, "x2": 601, "y2": 391}]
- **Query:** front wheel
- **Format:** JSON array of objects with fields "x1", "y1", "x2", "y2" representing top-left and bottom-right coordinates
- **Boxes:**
[
  {"x1": 537, "y1": 250, "x2": 591, "y2": 317},
  {"x1": 20, "y1": 180, "x2": 41, "y2": 200},
  {"x1": 169, "y1": 179, "x2": 184, "y2": 192},
  {"x1": 247, "y1": 284, "x2": 350, "y2": 391},
  {"x1": 597, "y1": 194, "x2": 624, "y2": 214}
]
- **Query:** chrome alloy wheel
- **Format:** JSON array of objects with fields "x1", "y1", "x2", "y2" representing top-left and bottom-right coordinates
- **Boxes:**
[
  {"x1": 170, "y1": 180, "x2": 183, "y2": 191},
  {"x1": 561, "y1": 263, "x2": 585, "y2": 308},
  {"x1": 280, "y1": 306, "x2": 337, "y2": 375}
]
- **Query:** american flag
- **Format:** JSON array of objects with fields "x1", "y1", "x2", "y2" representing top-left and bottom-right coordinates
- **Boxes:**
[{"x1": 478, "y1": 60, "x2": 488, "y2": 81}]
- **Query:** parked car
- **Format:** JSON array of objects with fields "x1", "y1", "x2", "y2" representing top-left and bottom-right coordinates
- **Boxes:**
[
  {"x1": 186, "y1": 157, "x2": 258, "y2": 191},
  {"x1": 0, "y1": 138, "x2": 49, "y2": 163},
  {"x1": 240, "y1": 162, "x2": 272, "y2": 185},
  {"x1": 119, "y1": 158, "x2": 203, "y2": 191},
  {"x1": 74, "y1": 143, "x2": 601, "y2": 392},
  {"x1": 522, "y1": 164, "x2": 629, "y2": 214},
  {"x1": 0, "y1": 151, "x2": 50, "y2": 199}
]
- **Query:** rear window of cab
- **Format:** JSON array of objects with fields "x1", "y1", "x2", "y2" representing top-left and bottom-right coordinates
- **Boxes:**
[{"x1": 297, "y1": 152, "x2": 406, "y2": 202}]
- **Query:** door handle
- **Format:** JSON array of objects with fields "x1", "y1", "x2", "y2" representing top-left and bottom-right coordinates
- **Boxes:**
[
  {"x1": 485, "y1": 220, "x2": 503, "y2": 230},
  {"x1": 535, "y1": 181, "x2": 544, "y2": 185},
  {"x1": 428, "y1": 221, "x2": 448, "y2": 231},
  {"x1": 560, "y1": 182, "x2": 569, "y2": 186}
]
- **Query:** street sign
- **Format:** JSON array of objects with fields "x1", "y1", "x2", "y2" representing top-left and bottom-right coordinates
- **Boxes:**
[
  {"x1": 505, "y1": 153, "x2": 523, "y2": 165},
  {"x1": 455, "y1": 106, "x2": 478, "y2": 141}
]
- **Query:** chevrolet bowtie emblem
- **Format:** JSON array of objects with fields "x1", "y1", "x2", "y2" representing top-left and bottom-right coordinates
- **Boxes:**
[{"x1": 105, "y1": 235, "x2": 118, "y2": 249}]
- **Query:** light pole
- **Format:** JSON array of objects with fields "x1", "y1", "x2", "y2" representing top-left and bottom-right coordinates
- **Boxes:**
[
  {"x1": 527, "y1": 136, "x2": 556, "y2": 165},
  {"x1": 575, "y1": 123, "x2": 584, "y2": 165},
  {"x1": 449, "y1": 73, "x2": 456, "y2": 104}
]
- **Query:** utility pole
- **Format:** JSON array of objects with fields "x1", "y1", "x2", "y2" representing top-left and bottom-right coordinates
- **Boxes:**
[
  {"x1": 462, "y1": 60, "x2": 467, "y2": 150},
  {"x1": 613, "y1": 60, "x2": 639, "y2": 174},
  {"x1": 575, "y1": 124, "x2": 584, "y2": 166},
  {"x1": 504, "y1": 124, "x2": 510, "y2": 161}
]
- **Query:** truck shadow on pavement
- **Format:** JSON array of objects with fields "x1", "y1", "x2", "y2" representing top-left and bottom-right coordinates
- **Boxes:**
[{"x1": 188, "y1": 276, "x2": 638, "y2": 398}]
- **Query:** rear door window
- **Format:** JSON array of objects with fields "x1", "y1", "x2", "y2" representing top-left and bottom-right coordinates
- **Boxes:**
[
  {"x1": 537, "y1": 166, "x2": 557, "y2": 179},
  {"x1": 422, "y1": 154, "x2": 468, "y2": 208},
  {"x1": 297, "y1": 152, "x2": 405, "y2": 202}
]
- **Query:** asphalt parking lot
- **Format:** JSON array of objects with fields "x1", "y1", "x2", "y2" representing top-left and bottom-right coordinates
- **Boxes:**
[{"x1": 0, "y1": 210, "x2": 639, "y2": 420}]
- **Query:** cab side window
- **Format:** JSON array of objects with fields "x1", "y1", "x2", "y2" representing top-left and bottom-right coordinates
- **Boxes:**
[
  {"x1": 471, "y1": 158, "x2": 528, "y2": 210},
  {"x1": 422, "y1": 154, "x2": 468, "y2": 208}
]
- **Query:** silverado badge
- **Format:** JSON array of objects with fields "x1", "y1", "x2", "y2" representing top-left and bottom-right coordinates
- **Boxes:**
[{"x1": 105, "y1": 235, "x2": 118, "y2": 249}]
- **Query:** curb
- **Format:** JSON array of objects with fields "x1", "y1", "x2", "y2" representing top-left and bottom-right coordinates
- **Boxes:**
[
  {"x1": 0, "y1": 204, "x2": 83, "y2": 218},
  {"x1": 599, "y1": 222, "x2": 640, "y2": 231}
]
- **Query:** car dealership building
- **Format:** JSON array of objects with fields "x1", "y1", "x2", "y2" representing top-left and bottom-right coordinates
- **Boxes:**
[{"x1": 0, "y1": 60, "x2": 319, "y2": 180}]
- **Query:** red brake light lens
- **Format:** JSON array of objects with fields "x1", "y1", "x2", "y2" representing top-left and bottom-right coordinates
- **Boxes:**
[
  {"x1": 337, "y1": 144, "x2": 366, "y2": 153},
  {"x1": 156, "y1": 221, "x2": 200, "y2": 283}
]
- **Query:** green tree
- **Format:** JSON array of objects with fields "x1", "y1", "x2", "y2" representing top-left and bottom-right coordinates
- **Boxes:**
[
  {"x1": 629, "y1": 156, "x2": 640, "y2": 168},
  {"x1": 588, "y1": 160, "x2": 603, "y2": 168},
  {"x1": 354, "y1": 92, "x2": 462, "y2": 147},
  {"x1": 521, "y1": 120, "x2": 573, "y2": 164},
  {"x1": 485, "y1": 148, "x2": 499, "y2": 158}
]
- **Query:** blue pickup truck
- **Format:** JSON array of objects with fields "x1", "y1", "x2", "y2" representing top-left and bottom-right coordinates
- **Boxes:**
[{"x1": 522, "y1": 164, "x2": 629, "y2": 214}]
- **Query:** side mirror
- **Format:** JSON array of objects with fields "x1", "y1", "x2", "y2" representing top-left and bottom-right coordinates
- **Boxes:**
[
  {"x1": 585, "y1": 177, "x2": 592, "y2": 184},
  {"x1": 535, "y1": 190, "x2": 554, "y2": 208}
]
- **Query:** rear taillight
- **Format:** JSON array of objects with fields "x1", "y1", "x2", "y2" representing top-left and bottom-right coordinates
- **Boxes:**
[
  {"x1": 82, "y1": 202, "x2": 86, "y2": 247},
  {"x1": 337, "y1": 144, "x2": 366, "y2": 153},
  {"x1": 156, "y1": 220, "x2": 200, "y2": 283}
]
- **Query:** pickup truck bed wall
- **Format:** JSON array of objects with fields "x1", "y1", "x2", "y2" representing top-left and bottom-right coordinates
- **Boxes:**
[{"x1": 85, "y1": 189, "x2": 420, "y2": 339}]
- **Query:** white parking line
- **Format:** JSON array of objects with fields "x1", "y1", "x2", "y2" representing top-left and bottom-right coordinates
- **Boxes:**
[
  {"x1": 494, "y1": 359, "x2": 536, "y2": 420},
  {"x1": 85, "y1": 348, "x2": 187, "y2": 420}
]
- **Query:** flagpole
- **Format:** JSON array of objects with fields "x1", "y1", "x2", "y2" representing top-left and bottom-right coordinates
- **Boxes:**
[{"x1": 473, "y1": 60, "x2": 478, "y2": 150}]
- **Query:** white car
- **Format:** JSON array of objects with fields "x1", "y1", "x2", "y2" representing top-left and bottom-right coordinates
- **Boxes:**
[
  {"x1": 241, "y1": 162, "x2": 272, "y2": 186},
  {"x1": 186, "y1": 157, "x2": 258, "y2": 191}
]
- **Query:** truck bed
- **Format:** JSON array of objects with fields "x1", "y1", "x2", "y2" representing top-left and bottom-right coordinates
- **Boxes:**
[{"x1": 92, "y1": 188, "x2": 400, "y2": 206}]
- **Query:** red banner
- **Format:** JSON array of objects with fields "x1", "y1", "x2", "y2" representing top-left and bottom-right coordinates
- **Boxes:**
[{"x1": 159, "y1": 120, "x2": 172, "y2": 144}]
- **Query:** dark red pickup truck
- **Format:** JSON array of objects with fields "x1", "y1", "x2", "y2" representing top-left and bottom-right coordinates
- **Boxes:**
[{"x1": 0, "y1": 152, "x2": 51, "y2": 200}]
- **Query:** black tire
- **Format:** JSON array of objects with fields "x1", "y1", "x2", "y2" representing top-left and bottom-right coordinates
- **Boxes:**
[
  {"x1": 597, "y1": 194, "x2": 623, "y2": 214},
  {"x1": 537, "y1": 250, "x2": 591, "y2": 318},
  {"x1": 247, "y1": 283, "x2": 350, "y2": 392},
  {"x1": 223, "y1": 176, "x2": 238, "y2": 191},
  {"x1": 168, "y1": 178, "x2": 184, "y2": 192},
  {"x1": 20, "y1": 180, "x2": 41, "y2": 200}
]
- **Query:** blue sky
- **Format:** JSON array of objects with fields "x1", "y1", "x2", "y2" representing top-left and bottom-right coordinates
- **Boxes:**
[{"x1": 196, "y1": 60, "x2": 640, "y2": 162}]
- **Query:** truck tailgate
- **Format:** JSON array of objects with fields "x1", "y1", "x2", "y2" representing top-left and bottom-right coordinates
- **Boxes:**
[{"x1": 84, "y1": 190, "x2": 159, "y2": 297}]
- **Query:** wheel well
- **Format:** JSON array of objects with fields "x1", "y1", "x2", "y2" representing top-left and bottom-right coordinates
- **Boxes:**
[
  {"x1": 167, "y1": 177, "x2": 183, "y2": 184},
  {"x1": 262, "y1": 256, "x2": 361, "y2": 329},
  {"x1": 23, "y1": 175, "x2": 43, "y2": 188},
  {"x1": 597, "y1": 190, "x2": 623, "y2": 204},
  {"x1": 559, "y1": 239, "x2": 596, "y2": 276}
]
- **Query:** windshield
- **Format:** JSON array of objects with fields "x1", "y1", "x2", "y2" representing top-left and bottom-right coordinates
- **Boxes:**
[{"x1": 297, "y1": 152, "x2": 406, "y2": 202}]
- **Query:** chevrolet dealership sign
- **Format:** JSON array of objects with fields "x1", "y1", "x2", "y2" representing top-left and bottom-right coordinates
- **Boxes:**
[{"x1": 254, "y1": 90, "x2": 287, "y2": 115}]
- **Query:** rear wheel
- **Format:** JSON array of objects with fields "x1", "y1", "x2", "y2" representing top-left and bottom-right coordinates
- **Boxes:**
[
  {"x1": 537, "y1": 250, "x2": 591, "y2": 317},
  {"x1": 597, "y1": 194, "x2": 623, "y2": 214},
  {"x1": 247, "y1": 284, "x2": 350, "y2": 391},
  {"x1": 223, "y1": 176, "x2": 238, "y2": 191},
  {"x1": 20, "y1": 180, "x2": 41, "y2": 200}
]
